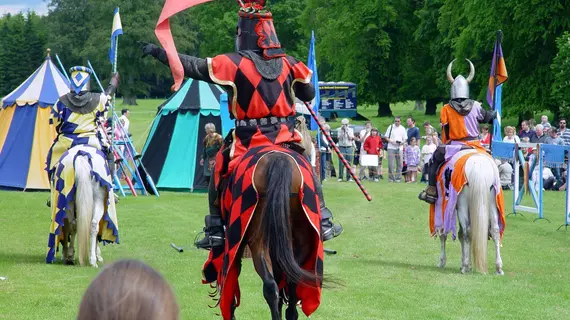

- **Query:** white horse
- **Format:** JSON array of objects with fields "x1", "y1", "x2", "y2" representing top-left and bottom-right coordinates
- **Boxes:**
[
  {"x1": 53, "y1": 151, "x2": 110, "y2": 268},
  {"x1": 437, "y1": 153, "x2": 504, "y2": 275}
]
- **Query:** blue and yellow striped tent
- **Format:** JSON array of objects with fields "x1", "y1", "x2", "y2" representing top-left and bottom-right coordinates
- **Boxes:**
[
  {"x1": 0, "y1": 54, "x2": 70, "y2": 190},
  {"x1": 141, "y1": 78, "x2": 232, "y2": 191}
]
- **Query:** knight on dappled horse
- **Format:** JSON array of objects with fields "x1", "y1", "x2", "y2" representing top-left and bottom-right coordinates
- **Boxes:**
[
  {"x1": 141, "y1": 1, "x2": 342, "y2": 250},
  {"x1": 418, "y1": 59, "x2": 497, "y2": 204},
  {"x1": 46, "y1": 66, "x2": 119, "y2": 183}
]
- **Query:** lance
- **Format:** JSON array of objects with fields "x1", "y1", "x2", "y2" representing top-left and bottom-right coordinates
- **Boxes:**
[{"x1": 303, "y1": 101, "x2": 372, "y2": 201}]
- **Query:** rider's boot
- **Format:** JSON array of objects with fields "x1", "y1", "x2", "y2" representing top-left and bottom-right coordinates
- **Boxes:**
[
  {"x1": 314, "y1": 172, "x2": 343, "y2": 241},
  {"x1": 418, "y1": 148, "x2": 445, "y2": 204},
  {"x1": 194, "y1": 176, "x2": 225, "y2": 250}
]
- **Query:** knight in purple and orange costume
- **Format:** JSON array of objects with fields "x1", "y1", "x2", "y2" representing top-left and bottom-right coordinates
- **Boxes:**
[
  {"x1": 141, "y1": 1, "x2": 342, "y2": 250},
  {"x1": 418, "y1": 59, "x2": 497, "y2": 204}
]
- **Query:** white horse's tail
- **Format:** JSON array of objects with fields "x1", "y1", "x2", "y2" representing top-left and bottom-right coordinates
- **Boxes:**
[
  {"x1": 466, "y1": 155, "x2": 494, "y2": 274},
  {"x1": 75, "y1": 156, "x2": 93, "y2": 266}
]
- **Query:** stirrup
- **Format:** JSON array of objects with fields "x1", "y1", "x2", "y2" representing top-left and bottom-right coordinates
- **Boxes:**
[{"x1": 418, "y1": 190, "x2": 437, "y2": 204}]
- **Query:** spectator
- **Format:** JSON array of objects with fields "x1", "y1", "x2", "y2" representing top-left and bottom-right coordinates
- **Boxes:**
[
  {"x1": 423, "y1": 120, "x2": 435, "y2": 139},
  {"x1": 359, "y1": 121, "x2": 373, "y2": 180},
  {"x1": 320, "y1": 123, "x2": 333, "y2": 181},
  {"x1": 519, "y1": 120, "x2": 537, "y2": 141},
  {"x1": 77, "y1": 259, "x2": 179, "y2": 320},
  {"x1": 405, "y1": 137, "x2": 420, "y2": 183},
  {"x1": 384, "y1": 116, "x2": 408, "y2": 183},
  {"x1": 337, "y1": 118, "x2": 355, "y2": 182},
  {"x1": 480, "y1": 124, "x2": 491, "y2": 147},
  {"x1": 503, "y1": 126, "x2": 520, "y2": 144},
  {"x1": 353, "y1": 132, "x2": 362, "y2": 176},
  {"x1": 545, "y1": 127, "x2": 564, "y2": 145},
  {"x1": 558, "y1": 119, "x2": 570, "y2": 145},
  {"x1": 119, "y1": 108, "x2": 130, "y2": 135},
  {"x1": 201, "y1": 123, "x2": 223, "y2": 185},
  {"x1": 540, "y1": 115, "x2": 551, "y2": 131},
  {"x1": 531, "y1": 124, "x2": 547, "y2": 143},
  {"x1": 431, "y1": 132, "x2": 440, "y2": 146},
  {"x1": 421, "y1": 135, "x2": 436, "y2": 183},
  {"x1": 495, "y1": 159, "x2": 513, "y2": 190},
  {"x1": 406, "y1": 116, "x2": 421, "y2": 144},
  {"x1": 528, "y1": 119, "x2": 537, "y2": 131},
  {"x1": 363, "y1": 128, "x2": 382, "y2": 182}
]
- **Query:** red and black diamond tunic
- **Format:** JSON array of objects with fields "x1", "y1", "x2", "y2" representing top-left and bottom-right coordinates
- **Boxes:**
[
  {"x1": 207, "y1": 53, "x2": 313, "y2": 173},
  {"x1": 152, "y1": 48, "x2": 314, "y2": 176}
]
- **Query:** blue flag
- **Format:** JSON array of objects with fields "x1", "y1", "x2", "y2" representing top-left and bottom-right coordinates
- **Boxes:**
[
  {"x1": 493, "y1": 84, "x2": 503, "y2": 141},
  {"x1": 307, "y1": 31, "x2": 320, "y2": 131},
  {"x1": 109, "y1": 7, "x2": 123, "y2": 64}
]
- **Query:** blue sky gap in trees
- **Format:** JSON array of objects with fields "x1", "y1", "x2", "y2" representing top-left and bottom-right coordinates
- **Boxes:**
[{"x1": 0, "y1": 0, "x2": 48, "y2": 16}]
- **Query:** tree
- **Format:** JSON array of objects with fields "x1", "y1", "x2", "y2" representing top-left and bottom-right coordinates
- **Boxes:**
[{"x1": 551, "y1": 31, "x2": 570, "y2": 120}]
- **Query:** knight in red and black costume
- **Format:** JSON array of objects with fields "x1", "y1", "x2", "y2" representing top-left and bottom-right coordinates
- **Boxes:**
[{"x1": 141, "y1": 0, "x2": 342, "y2": 250}]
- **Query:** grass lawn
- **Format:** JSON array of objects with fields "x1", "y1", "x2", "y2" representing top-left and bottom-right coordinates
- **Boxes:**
[{"x1": 1, "y1": 100, "x2": 568, "y2": 319}]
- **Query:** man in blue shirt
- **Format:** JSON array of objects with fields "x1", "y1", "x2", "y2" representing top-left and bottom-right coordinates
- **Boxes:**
[{"x1": 406, "y1": 117, "x2": 421, "y2": 144}]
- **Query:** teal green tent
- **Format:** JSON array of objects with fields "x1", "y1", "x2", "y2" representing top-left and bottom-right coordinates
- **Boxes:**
[{"x1": 141, "y1": 79, "x2": 230, "y2": 191}]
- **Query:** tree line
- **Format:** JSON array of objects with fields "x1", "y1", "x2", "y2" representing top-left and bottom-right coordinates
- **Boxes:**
[{"x1": 1, "y1": 0, "x2": 569, "y2": 122}]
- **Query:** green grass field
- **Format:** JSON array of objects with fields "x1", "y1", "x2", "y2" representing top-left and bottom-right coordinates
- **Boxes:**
[{"x1": 1, "y1": 100, "x2": 569, "y2": 319}]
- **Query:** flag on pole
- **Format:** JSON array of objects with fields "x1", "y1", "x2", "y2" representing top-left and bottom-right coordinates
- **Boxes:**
[
  {"x1": 109, "y1": 7, "x2": 123, "y2": 64},
  {"x1": 155, "y1": 0, "x2": 212, "y2": 92},
  {"x1": 307, "y1": 30, "x2": 320, "y2": 131},
  {"x1": 486, "y1": 35, "x2": 508, "y2": 141}
]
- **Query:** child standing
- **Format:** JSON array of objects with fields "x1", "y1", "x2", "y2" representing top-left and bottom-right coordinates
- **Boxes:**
[
  {"x1": 420, "y1": 136, "x2": 436, "y2": 183},
  {"x1": 363, "y1": 128, "x2": 382, "y2": 182},
  {"x1": 405, "y1": 137, "x2": 421, "y2": 183}
]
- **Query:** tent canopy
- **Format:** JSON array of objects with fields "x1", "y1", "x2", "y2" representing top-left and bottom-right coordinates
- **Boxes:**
[
  {"x1": 2, "y1": 55, "x2": 70, "y2": 109},
  {"x1": 0, "y1": 54, "x2": 70, "y2": 190},
  {"x1": 141, "y1": 79, "x2": 232, "y2": 191}
]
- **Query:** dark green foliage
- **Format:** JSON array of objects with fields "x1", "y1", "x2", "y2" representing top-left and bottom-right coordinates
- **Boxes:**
[{"x1": 2, "y1": 0, "x2": 569, "y2": 118}]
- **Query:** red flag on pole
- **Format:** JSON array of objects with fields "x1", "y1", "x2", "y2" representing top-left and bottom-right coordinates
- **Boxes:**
[{"x1": 155, "y1": 0, "x2": 212, "y2": 91}]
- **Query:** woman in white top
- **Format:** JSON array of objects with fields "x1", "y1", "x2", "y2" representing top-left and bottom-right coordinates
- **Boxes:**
[{"x1": 503, "y1": 126, "x2": 521, "y2": 144}]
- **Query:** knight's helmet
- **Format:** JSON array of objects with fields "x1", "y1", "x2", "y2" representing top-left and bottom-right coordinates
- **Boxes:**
[
  {"x1": 235, "y1": 0, "x2": 285, "y2": 59},
  {"x1": 69, "y1": 66, "x2": 93, "y2": 95},
  {"x1": 446, "y1": 59, "x2": 475, "y2": 100}
]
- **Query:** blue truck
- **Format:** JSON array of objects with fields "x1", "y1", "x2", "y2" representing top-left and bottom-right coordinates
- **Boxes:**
[{"x1": 318, "y1": 81, "x2": 357, "y2": 120}]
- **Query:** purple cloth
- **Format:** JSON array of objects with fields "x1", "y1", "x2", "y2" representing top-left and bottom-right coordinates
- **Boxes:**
[
  {"x1": 463, "y1": 102, "x2": 484, "y2": 138},
  {"x1": 405, "y1": 145, "x2": 420, "y2": 166}
]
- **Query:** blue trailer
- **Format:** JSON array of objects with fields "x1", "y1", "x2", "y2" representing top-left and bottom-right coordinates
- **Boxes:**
[{"x1": 318, "y1": 81, "x2": 357, "y2": 120}]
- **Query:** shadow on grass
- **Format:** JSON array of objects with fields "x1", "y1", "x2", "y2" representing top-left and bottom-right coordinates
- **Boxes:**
[
  {"x1": 356, "y1": 258, "x2": 459, "y2": 275},
  {"x1": 0, "y1": 252, "x2": 47, "y2": 265}
]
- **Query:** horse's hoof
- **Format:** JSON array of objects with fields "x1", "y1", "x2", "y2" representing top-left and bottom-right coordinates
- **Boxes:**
[
  {"x1": 460, "y1": 266, "x2": 470, "y2": 274},
  {"x1": 64, "y1": 259, "x2": 75, "y2": 266},
  {"x1": 437, "y1": 260, "x2": 446, "y2": 268},
  {"x1": 495, "y1": 269, "x2": 504, "y2": 276},
  {"x1": 97, "y1": 257, "x2": 104, "y2": 263}
]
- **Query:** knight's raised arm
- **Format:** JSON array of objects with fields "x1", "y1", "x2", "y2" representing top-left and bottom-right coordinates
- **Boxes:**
[{"x1": 141, "y1": 42, "x2": 213, "y2": 84}]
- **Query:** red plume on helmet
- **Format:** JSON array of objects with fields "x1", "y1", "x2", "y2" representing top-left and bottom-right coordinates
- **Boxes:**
[{"x1": 235, "y1": 0, "x2": 285, "y2": 59}]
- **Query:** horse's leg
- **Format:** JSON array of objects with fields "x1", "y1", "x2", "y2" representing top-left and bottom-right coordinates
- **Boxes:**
[
  {"x1": 285, "y1": 282, "x2": 298, "y2": 320},
  {"x1": 67, "y1": 202, "x2": 77, "y2": 263},
  {"x1": 437, "y1": 234, "x2": 447, "y2": 268},
  {"x1": 490, "y1": 192, "x2": 504, "y2": 275},
  {"x1": 61, "y1": 218, "x2": 71, "y2": 265},
  {"x1": 230, "y1": 245, "x2": 246, "y2": 320},
  {"x1": 89, "y1": 185, "x2": 105, "y2": 267},
  {"x1": 250, "y1": 244, "x2": 281, "y2": 320},
  {"x1": 96, "y1": 245, "x2": 103, "y2": 263},
  {"x1": 457, "y1": 190, "x2": 471, "y2": 274}
]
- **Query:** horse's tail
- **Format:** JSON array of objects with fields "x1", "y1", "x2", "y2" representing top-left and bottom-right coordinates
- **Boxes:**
[
  {"x1": 466, "y1": 155, "x2": 493, "y2": 274},
  {"x1": 75, "y1": 155, "x2": 93, "y2": 266},
  {"x1": 262, "y1": 153, "x2": 320, "y2": 287}
]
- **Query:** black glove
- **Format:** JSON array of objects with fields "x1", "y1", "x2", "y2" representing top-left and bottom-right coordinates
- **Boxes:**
[
  {"x1": 105, "y1": 72, "x2": 120, "y2": 96},
  {"x1": 139, "y1": 41, "x2": 158, "y2": 58}
]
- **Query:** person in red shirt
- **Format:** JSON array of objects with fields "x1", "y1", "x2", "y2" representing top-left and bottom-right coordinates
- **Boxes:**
[
  {"x1": 141, "y1": 0, "x2": 342, "y2": 249},
  {"x1": 363, "y1": 128, "x2": 382, "y2": 181}
]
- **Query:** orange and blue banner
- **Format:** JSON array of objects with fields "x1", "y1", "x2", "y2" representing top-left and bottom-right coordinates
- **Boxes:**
[{"x1": 487, "y1": 37, "x2": 508, "y2": 141}]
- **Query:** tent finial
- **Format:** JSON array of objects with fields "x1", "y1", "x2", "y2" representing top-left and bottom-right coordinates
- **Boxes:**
[{"x1": 46, "y1": 48, "x2": 51, "y2": 58}]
